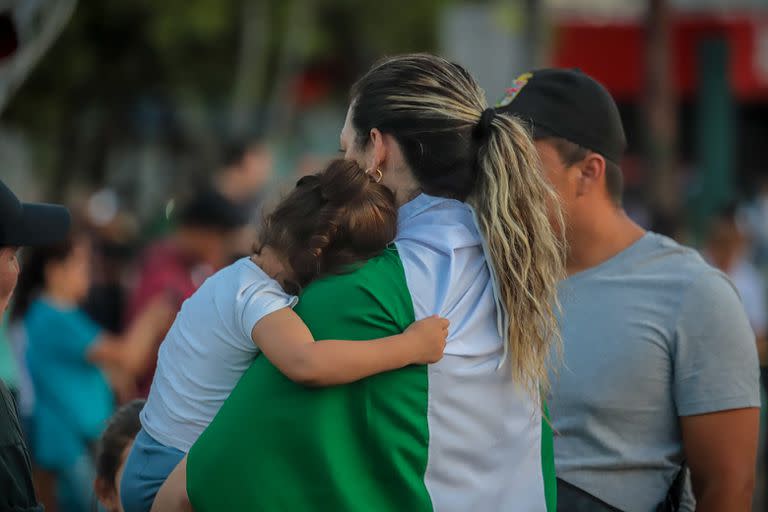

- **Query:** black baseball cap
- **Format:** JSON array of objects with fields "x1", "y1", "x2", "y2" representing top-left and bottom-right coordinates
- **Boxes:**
[
  {"x1": 0, "y1": 180, "x2": 71, "y2": 247},
  {"x1": 496, "y1": 68, "x2": 626, "y2": 164}
]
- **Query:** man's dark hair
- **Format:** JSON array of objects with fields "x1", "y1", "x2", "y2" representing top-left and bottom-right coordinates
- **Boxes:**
[{"x1": 532, "y1": 125, "x2": 623, "y2": 206}]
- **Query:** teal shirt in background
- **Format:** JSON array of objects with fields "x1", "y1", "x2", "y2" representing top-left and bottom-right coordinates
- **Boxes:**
[
  {"x1": 0, "y1": 315, "x2": 18, "y2": 390},
  {"x1": 25, "y1": 298, "x2": 113, "y2": 470}
]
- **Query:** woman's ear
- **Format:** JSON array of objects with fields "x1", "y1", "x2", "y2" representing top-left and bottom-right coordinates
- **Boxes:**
[{"x1": 368, "y1": 128, "x2": 387, "y2": 171}]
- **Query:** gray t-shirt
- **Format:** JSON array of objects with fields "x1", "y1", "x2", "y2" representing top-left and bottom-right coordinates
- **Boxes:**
[{"x1": 550, "y1": 232, "x2": 760, "y2": 512}]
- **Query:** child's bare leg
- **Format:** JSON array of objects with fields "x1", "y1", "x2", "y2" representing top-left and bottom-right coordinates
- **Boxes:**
[{"x1": 150, "y1": 455, "x2": 192, "y2": 512}]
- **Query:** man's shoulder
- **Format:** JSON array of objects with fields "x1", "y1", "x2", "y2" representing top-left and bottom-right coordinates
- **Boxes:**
[
  {"x1": 641, "y1": 232, "x2": 705, "y2": 265},
  {"x1": 621, "y1": 232, "x2": 719, "y2": 285}
]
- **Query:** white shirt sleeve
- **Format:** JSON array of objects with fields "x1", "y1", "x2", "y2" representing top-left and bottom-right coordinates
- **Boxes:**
[{"x1": 237, "y1": 277, "x2": 298, "y2": 342}]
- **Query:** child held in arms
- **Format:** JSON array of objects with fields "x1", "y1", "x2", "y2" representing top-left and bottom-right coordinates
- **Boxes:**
[{"x1": 120, "y1": 159, "x2": 449, "y2": 512}]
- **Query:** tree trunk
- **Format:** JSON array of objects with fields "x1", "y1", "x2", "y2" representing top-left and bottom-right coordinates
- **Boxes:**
[
  {"x1": 644, "y1": 0, "x2": 679, "y2": 221},
  {"x1": 229, "y1": 0, "x2": 270, "y2": 137}
]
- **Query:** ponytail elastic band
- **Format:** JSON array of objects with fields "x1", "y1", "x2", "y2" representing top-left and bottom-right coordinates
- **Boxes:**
[{"x1": 474, "y1": 107, "x2": 497, "y2": 141}]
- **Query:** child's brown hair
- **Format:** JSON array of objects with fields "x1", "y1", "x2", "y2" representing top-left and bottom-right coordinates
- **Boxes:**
[
  {"x1": 258, "y1": 159, "x2": 397, "y2": 290},
  {"x1": 93, "y1": 399, "x2": 145, "y2": 511}
]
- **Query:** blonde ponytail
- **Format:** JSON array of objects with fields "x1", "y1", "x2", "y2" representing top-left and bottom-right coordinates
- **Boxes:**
[
  {"x1": 350, "y1": 53, "x2": 565, "y2": 397},
  {"x1": 470, "y1": 113, "x2": 565, "y2": 396}
]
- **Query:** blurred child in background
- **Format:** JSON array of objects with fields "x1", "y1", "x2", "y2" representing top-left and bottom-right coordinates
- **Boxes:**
[{"x1": 11, "y1": 234, "x2": 172, "y2": 512}]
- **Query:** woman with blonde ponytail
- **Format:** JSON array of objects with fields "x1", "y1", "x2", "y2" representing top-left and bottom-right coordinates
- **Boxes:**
[{"x1": 177, "y1": 54, "x2": 564, "y2": 512}]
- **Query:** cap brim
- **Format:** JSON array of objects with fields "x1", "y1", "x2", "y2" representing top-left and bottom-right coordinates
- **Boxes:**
[{"x1": 4, "y1": 202, "x2": 71, "y2": 247}]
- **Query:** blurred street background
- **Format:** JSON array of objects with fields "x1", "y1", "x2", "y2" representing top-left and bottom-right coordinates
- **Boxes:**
[{"x1": 2, "y1": 0, "x2": 768, "y2": 510}]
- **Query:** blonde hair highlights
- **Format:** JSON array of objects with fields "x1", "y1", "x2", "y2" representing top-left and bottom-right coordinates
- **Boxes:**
[{"x1": 351, "y1": 54, "x2": 565, "y2": 397}]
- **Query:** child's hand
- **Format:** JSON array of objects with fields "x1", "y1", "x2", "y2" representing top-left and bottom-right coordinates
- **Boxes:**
[{"x1": 404, "y1": 315, "x2": 449, "y2": 364}]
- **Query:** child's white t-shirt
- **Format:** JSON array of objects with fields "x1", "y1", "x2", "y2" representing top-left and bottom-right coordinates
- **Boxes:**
[{"x1": 140, "y1": 257, "x2": 297, "y2": 452}]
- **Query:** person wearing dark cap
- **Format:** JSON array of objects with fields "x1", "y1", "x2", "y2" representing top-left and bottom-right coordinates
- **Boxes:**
[
  {"x1": 125, "y1": 186, "x2": 250, "y2": 397},
  {"x1": 0, "y1": 179, "x2": 70, "y2": 512},
  {"x1": 213, "y1": 137, "x2": 273, "y2": 206},
  {"x1": 212, "y1": 137, "x2": 274, "y2": 257},
  {"x1": 498, "y1": 69, "x2": 760, "y2": 512}
]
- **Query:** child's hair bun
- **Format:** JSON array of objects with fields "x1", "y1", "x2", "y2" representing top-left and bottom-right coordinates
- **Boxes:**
[
  {"x1": 259, "y1": 158, "x2": 397, "y2": 290},
  {"x1": 298, "y1": 159, "x2": 372, "y2": 205}
]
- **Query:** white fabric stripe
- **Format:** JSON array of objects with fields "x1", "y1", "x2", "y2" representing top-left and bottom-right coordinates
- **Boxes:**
[
  {"x1": 469, "y1": 206, "x2": 510, "y2": 369},
  {"x1": 395, "y1": 194, "x2": 546, "y2": 512}
]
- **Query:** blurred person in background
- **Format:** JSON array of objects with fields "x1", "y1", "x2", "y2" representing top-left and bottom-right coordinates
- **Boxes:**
[
  {"x1": 498, "y1": 69, "x2": 760, "y2": 512},
  {"x1": 82, "y1": 188, "x2": 141, "y2": 336},
  {"x1": 212, "y1": 137, "x2": 274, "y2": 259},
  {"x1": 10, "y1": 233, "x2": 172, "y2": 512},
  {"x1": 94, "y1": 399, "x2": 145, "y2": 512},
  {"x1": 705, "y1": 204, "x2": 767, "y2": 362},
  {"x1": 213, "y1": 136, "x2": 273, "y2": 208},
  {"x1": 125, "y1": 187, "x2": 249, "y2": 397},
  {"x1": 1, "y1": 179, "x2": 70, "y2": 512},
  {"x1": 742, "y1": 176, "x2": 768, "y2": 268}
]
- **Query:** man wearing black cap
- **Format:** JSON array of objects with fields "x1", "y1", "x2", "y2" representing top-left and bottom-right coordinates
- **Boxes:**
[
  {"x1": 498, "y1": 70, "x2": 760, "y2": 511},
  {"x1": 0, "y1": 179, "x2": 70, "y2": 511}
]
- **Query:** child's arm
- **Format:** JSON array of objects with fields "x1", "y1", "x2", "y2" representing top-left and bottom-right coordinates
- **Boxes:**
[{"x1": 251, "y1": 309, "x2": 448, "y2": 387}]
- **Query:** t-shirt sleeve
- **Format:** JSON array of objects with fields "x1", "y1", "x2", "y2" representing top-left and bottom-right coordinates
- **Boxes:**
[
  {"x1": 38, "y1": 309, "x2": 103, "y2": 364},
  {"x1": 67, "y1": 310, "x2": 103, "y2": 361},
  {"x1": 238, "y1": 279, "x2": 298, "y2": 342},
  {"x1": 673, "y1": 270, "x2": 761, "y2": 416}
]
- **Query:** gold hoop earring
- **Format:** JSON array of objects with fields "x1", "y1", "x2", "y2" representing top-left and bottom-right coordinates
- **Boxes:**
[{"x1": 365, "y1": 166, "x2": 383, "y2": 183}]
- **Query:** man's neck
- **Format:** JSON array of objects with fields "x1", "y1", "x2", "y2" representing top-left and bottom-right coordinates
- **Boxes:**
[{"x1": 566, "y1": 207, "x2": 646, "y2": 276}]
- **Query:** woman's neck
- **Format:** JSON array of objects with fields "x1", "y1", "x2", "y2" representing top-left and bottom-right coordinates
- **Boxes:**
[
  {"x1": 394, "y1": 185, "x2": 422, "y2": 207},
  {"x1": 387, "y1": 168, "x2": 422, "y2": 207}
]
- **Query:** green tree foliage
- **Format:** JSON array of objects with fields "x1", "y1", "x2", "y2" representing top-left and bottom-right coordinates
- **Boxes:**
[{"x1": 3, "y1": 0, "x2": 454, "y2": 193}]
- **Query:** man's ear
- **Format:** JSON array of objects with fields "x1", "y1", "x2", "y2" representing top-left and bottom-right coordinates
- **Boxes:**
[{"x1": 575, "y1": 153, "x2": 606, "y2": 198}]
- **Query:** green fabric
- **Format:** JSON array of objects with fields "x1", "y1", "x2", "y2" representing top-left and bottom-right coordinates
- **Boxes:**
[
  {"x1": 0, "y1": 316, "x2": 18, "y2": 389},
  {"x1": 542, "y1": 403, "x2": 557, "y2": 512},
  {"x1": 188, "y1": 248, "x2": 433, "y2": 511}
]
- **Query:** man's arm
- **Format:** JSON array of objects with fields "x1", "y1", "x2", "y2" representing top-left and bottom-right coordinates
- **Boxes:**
[
  {"x1": 673, "y1": 271, "x2": 762, "y2": 511},
  {"x1": 680, "y1": 408, "x2": 758, "y2": 512}
]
